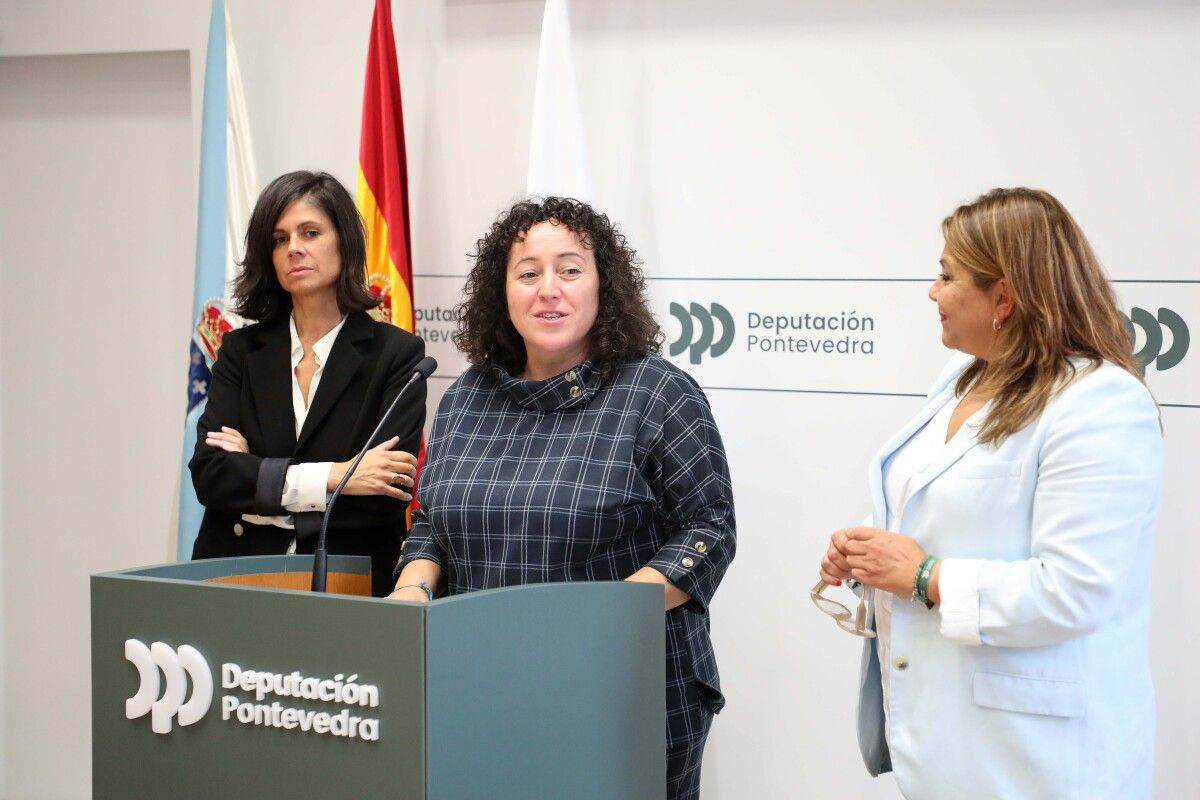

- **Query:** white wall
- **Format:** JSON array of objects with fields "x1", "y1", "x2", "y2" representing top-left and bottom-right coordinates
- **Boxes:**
[
  {"x1": 0, "y1": 204, "x2": 6, "y2": 797},
  {"x1": 0, "y1": 1, "x2": 1196, "y2": 797},
  {"x1": 0, "y1": 48, "x2": 194, "y2": 798},
  {"x1": 1, "y1": 4, "x2": 205, "y2": 797}
]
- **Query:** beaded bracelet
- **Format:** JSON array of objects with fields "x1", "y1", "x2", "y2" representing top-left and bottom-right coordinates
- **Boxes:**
[{"x1": 912, "y1": 555, "x2": 938, "y2": 609}]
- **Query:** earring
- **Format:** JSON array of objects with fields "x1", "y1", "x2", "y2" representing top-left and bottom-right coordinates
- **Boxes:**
[{"x1": 992, "y1": 318, "x2": 1001, "y2": 332}]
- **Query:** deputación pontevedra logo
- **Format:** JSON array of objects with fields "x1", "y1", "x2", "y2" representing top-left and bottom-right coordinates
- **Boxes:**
[
  {"x1": 1123, "y1": 307, "x2": 1189, "y2": 372},
  {"x1": 669, "y1": 302, "x2": 734, "y2": 364},
  {"x1": 125, "y1": 639, "x2": 213, "y2": 734}
]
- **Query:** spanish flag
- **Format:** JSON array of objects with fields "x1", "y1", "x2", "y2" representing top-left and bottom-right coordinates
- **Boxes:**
[
  {"x1": 357, "y1": 0, "x2": 413, "y2": 333},
  {"x1": 357, "y1": 0, "x2": 424, "y2": 517}
]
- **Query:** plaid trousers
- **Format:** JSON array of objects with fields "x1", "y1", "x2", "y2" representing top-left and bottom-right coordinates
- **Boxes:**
[{"x1": 667, "y1": 702, "x2": 713, "y2": 799}]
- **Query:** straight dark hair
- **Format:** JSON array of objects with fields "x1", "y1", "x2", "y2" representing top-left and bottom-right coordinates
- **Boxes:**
[{"x1": 231, "y1": 170, "x2": 377, "y2": 322}]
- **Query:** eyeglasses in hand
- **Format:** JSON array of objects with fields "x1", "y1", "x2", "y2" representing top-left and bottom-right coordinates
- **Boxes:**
[{"x1": 810, "y1": 580, "x2": 876, "y2": 638}]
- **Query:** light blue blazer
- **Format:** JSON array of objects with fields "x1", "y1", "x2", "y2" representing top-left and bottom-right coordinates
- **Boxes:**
[{"x1": 857, "y1": 354, "x2": 1162, "y2": 800}]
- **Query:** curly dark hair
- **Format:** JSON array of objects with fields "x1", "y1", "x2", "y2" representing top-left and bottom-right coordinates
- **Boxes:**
[
  {"x1": 455, "y1": 197, "x2": 663, "y2": 380},
  {"x1": 231, "y1": 170, "x2": 378, "y2": 323}
]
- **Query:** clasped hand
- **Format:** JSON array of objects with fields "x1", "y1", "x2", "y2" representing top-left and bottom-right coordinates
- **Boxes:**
[
  {"x1": 820, "y1": 525, "x2": 927, "y2": 598},
  {"x1": 206, "y1": 428, "x2": 417, "y2": 502},
  {"x1": 328, "y1": 436, "x2": 417, "y2": 501}
]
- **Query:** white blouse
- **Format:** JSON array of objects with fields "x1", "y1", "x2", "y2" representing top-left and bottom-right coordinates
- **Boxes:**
[{"x1": 240, "y1": 314, "x2": 346, "y2": 536}]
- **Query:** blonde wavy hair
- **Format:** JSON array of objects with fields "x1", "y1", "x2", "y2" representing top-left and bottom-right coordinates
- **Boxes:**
[{"x1": 943, "y1": 188, "x2": 1142, "y2": 444}]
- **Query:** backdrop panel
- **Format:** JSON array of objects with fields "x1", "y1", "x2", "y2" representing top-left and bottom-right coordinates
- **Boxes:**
[{"x1": 205, "y1": 2, "x2": 1200, "y2": 797}]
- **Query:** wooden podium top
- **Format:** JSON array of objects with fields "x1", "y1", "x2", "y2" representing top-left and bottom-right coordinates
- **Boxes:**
[
  {"x1": 109, "y1": 554, "x2": 374, "y2": 597},
  {"x1": 206, "y1": 569, "x2": 370, "y2": 596}
]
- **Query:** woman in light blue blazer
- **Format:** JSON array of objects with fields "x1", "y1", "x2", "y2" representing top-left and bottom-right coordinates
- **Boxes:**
[{"x1": 819, "y1": 188, "x2": 1162, "y2": 800}]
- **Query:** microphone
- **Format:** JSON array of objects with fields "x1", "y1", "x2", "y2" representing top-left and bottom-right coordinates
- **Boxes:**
[{"x1": 311, "y1": 356, "x2": 437, "y2": 593}]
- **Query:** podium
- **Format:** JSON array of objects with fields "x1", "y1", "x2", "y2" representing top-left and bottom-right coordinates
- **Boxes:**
[{"x1": 91, "y1": 555, "x2": 665, "y2": 798}]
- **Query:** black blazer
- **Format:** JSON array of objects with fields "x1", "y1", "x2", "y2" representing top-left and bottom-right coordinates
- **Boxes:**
[{"x1": 189, "y1": 310, "x2": 426, "y2": 596}]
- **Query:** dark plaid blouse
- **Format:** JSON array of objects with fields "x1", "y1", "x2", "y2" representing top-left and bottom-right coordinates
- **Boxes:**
[{"x1": 400, "y1": 354, "x2": 736, "y2": 746}]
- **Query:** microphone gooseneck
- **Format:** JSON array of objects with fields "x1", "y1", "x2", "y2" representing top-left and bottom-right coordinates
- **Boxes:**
[{"x1": 311, "y1": 356, "x2": 437, "y2": 593}]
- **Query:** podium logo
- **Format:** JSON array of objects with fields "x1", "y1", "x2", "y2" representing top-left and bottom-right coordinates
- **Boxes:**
[
  {"x1": 124, "y1": 639, "x2": 213, "y2": 734},
  {"x1": 670, "y1": 302, "x2": 735, "y2": 364},
  {"x1": 1123, "y1": 307, "x2": 1189, "y2": 372}
]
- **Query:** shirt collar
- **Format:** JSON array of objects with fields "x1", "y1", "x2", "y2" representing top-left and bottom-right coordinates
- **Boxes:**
[
  {"x1": 491, "y1": 359, "x2": 602, "y2": 411},
  {"x1": 288, "y1": 314, "x2": 347, "y2": 368}
]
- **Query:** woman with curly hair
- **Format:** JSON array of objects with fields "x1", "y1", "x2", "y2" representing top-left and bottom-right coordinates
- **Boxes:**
[{"x1": 389, "y1": 197, "x2": 736, "y2": 799}]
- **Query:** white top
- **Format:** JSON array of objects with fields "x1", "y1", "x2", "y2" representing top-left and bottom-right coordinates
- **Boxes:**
[
  {"x1": 240, "y1": 315, "x2": 346, "y2": 537},
  {"x1": 876, "y1": 394, "x2": 986, "y2": 746}
]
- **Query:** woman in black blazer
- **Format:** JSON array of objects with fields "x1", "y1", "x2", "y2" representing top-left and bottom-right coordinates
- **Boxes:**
[{"x1": 189, "y1": 171, "x2": 425, "y2": 596}]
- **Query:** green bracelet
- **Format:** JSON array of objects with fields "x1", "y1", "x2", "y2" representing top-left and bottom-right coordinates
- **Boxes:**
[
  {"x1": 912, "y1": 555, "x2": 938, "y2": 609},
  {"x1": 910, "y1": 556, "x2": 928, "y2": 598}
]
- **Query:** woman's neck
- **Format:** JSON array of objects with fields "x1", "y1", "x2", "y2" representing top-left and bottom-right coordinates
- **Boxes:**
[
  {"x1": 521, "y1": 350, "x2": 588, "y2": 381},
  {"x1": 518, "y1": 336, "x2": 593, "y2": 381},
  {"x1": 291, "y1": 294, "x2": 343, "y2": 345},
  {"x1": 965, "y1": 366, "x2": 997, "y2": 402}
]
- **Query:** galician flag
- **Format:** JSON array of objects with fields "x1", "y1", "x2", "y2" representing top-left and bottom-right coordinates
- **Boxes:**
[{"x1": 176, "y1": 0, "x2": 258, "y2": 559}]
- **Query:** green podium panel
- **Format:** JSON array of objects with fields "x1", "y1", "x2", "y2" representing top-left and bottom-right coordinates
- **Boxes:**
[
  {"x1": 91, "y1": 555, "x2": 665, "y2": 799},
  {"x1": 425, "y1": 583, "x2": 665, "y2": 798}
]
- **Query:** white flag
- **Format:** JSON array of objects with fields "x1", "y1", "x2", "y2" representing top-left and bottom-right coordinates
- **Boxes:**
[
  {"x1": 225, "y1": 4, "x2": 258, "y2": 321},
  {"x1": 526, "y1": 0, "x2": 593, "y2": 202}
]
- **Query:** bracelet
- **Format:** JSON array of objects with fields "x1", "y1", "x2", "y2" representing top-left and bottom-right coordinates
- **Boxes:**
[
  {"x1": 396, "y1": 581, "x2": 434, "y2": 600},
  {"x1": 911, "y1": 555, "x2": 938, "y2": 609}
]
